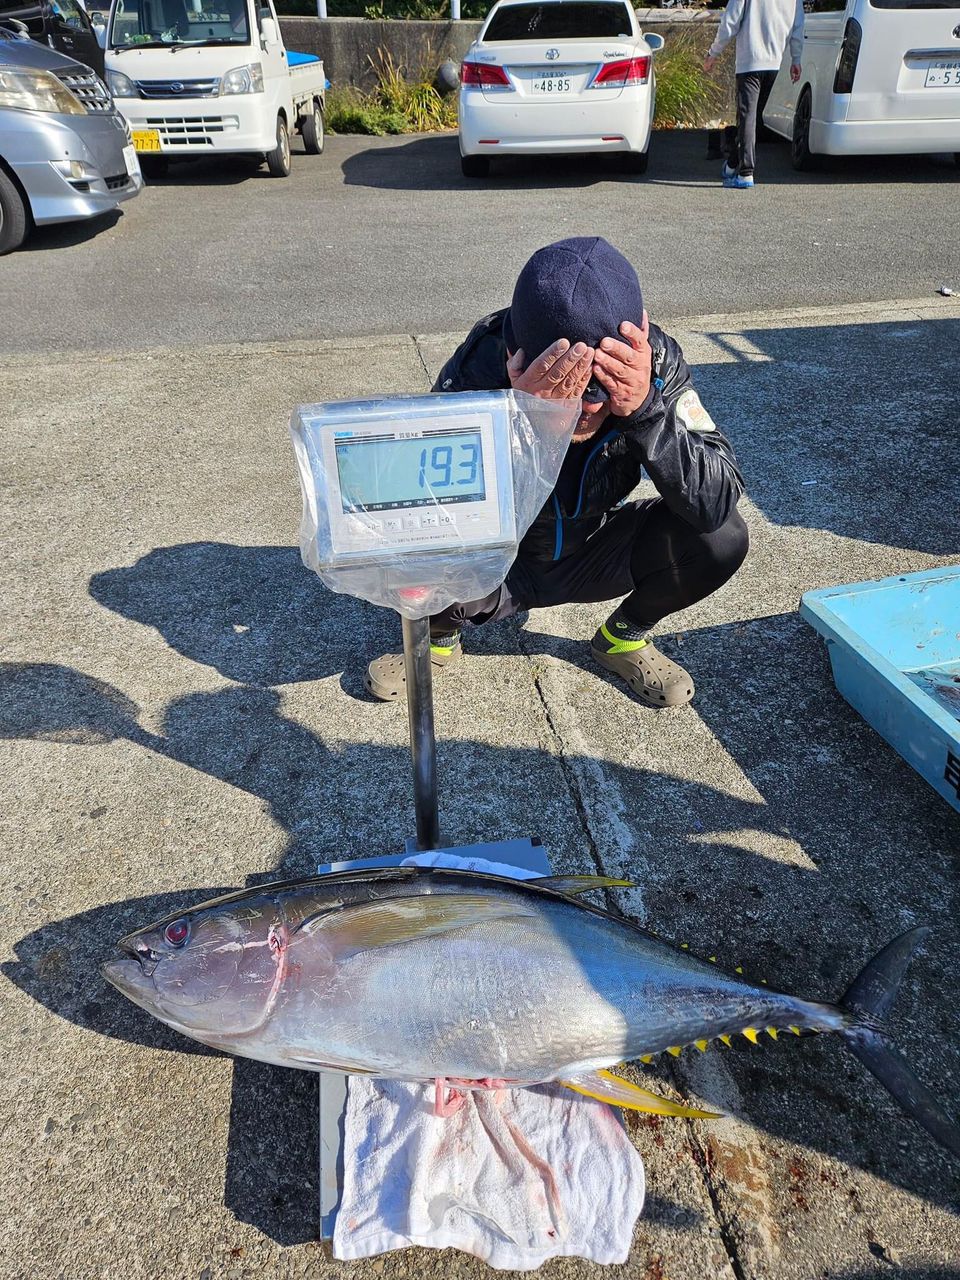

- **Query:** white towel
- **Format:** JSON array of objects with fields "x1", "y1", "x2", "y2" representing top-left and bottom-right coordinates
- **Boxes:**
[{"x1": 331, "y1": 854, "x2": 646, "y2": 1269}]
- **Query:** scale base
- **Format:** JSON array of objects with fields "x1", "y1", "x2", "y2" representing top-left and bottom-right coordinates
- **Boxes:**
[{"x1": 316, "y1": 836, "x2": 551, "y2": 1240}]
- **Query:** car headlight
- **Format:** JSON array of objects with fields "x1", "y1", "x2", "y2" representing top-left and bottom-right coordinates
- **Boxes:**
[
  {"x1": 106, "y1": 69, "x2": 137, "y2": 98},
  {"x1": 0, "y1": 68, "x2": 85, "y2": 114},
  {"x1": 221, "y1": 63, "x2": 264, "y2": 95}
]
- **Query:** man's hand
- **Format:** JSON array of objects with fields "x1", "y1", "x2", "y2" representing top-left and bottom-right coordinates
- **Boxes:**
[
  {"x1": 703, "y1": 54, "x2": 718, "y2": 74},
  {"x1": 506, "y1": 338, "x2": 595, "y2": 402},
  {"x1": 790, "y1": 62, "x2": 801, "y2": 83},
  {"x1": 591, "y1": 313, "x2": 653, "y2": 417}
]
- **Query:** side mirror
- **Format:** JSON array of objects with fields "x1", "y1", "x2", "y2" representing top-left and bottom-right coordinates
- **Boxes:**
[
  {"x1": 645, "y1": 33, "x2": 665, "y2": 53},
  {"x1": 260, "y1": 16, "x2": 278, "y2": 45}
]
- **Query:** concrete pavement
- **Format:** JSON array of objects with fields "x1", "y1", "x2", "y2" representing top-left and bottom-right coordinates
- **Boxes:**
[{"x1": 2, "y1": 296, "x2": 959, "y2": 1279}]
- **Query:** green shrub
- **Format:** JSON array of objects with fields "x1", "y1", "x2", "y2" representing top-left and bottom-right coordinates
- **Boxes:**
[
  {"x1": 325, "y1": 52, "x2": 457, "y2": 134},
  {"x1": 652, "y1": 31, "x2": 724, "y2": 128}
]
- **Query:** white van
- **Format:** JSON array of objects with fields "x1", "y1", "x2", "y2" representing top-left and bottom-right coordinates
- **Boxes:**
[{"x1": 763, "y1": 0, "x2": 960, "y2": 168}]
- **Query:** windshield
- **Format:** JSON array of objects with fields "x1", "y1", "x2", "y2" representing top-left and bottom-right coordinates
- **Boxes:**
[
  {"x1": 109, "y1": 0, "x2": 250, "y2": 48},
  {"x1": 483, "y1": 1, "x2": 633, "y2": 41}
]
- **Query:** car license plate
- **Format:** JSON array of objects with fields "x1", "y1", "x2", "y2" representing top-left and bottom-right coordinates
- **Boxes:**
[
  {"x1": 531, "y1": 69, "x2": 572, "y2": 94},
  {"x1": 122, "y1": 144, "x2": 141, "y2": 177},
  {"x1": 132, "y1": 129, "x2": 162, "y2": 153},
  {"x1": 924, "y1": 60, "x2": 960, "y2": 88}
]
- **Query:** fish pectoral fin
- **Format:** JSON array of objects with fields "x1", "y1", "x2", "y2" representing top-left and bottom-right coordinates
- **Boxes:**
[
  {"x1": 560, "y1": 1068, "x2": 723, "y2": 1119},
  {"x1": 296, "y1": 893, "x2": 539, "y2": 953},
  {"x1": 286, "y1": 1055, "x2": 377, "y2": 1073},
  {"x1": 534, "y1": 874, "x2": 635, "y2": 896}
]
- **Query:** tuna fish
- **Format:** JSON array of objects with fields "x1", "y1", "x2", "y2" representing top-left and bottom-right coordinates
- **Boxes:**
[{"x1": 103, "y1": 867, "x2": 960, "y2": 1153}]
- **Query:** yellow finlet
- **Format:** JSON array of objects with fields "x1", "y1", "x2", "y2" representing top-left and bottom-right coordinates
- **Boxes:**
[
  {"x1": 719, "y1": 1034, "x2": 732, "y2": 1047},
  {"x1": 708, "y1": 956, "x2": 717, "y2": 963},
  {"x1": 640, "y1": 1054, "x2": 654, "y2": 1064},
  {"x1": 561, "y1": 1068, "x2": 723, "y2": 1119},
  {"x1": 667, "y1": 1045, "x2": 682, "y2": 1057},
  {"x1": 788, "y1": 1025, "x2": 802, "y2": 1036},
  {"x1": 766, "y1": 1027, "x2": 778, "y2": 1040},
  {"x1": 735, "y1": 966, "x2": 744, "y2": 974},
  {"x1": 742, "y1": 1027, "x2": 760, "y2": 1044},
  {"x1": 680, "y1": 942, "x2": 689, "y2": 949},
  {"x1": 694, "y1": 1039, "x2": 709, "y2": 1053}
]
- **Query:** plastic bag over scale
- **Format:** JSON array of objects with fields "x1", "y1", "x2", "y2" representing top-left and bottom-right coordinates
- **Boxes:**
[{"x1": 290, "y1": 390, "x2": 579, "y2": 619}]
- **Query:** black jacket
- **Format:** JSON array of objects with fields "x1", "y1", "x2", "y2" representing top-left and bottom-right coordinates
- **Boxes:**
[{"x1": 434, "y1": 309, "x2": 744, "y2": 566}]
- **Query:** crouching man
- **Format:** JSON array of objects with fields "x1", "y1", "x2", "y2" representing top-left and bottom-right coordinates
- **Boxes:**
[{"x1": 366, "y1": 236, "x2": 748, "y2": 709}]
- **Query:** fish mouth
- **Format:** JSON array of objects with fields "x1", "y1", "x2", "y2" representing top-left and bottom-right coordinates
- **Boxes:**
[{"x1": 101, "y1": 943, "x2": 162, "y2": 1009}]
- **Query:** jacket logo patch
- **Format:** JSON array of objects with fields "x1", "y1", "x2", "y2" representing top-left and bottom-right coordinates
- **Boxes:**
[{"x1": 676, "y1": 389, "x2": 716, "y2": 433}]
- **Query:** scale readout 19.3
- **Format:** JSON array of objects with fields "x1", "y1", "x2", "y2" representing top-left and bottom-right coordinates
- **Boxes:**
[{"x1": 308, "y1": 395, "x2": 518, "y2": 567}]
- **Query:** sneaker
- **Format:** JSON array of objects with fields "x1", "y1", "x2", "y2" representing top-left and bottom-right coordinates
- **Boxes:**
[
  {"x1": 589, "y1": 635, "x2": 695, "y2": 707},
  {"x1": 721, "y1": 161, "x2": 737, "y2": 180},
  {"x1": 365, "y1": 637, "x2": 462, "y2": 702},
  {"x1": 723, "y1": 173, "x2": 754, "y2": 188}
]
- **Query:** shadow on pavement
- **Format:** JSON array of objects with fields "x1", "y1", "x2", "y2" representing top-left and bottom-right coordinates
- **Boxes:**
[
  {"x1": 340, "y1": 132, "x2": 641, "y2": 191},
  {"x1": 339, "y1": 128, "x2": 959, "y2": 192},
  {"x1": 24, "y1": 209, "x2": 123, "y2": 253},
  {"x1": 89, "y1": 542, "x2": 388, "y2": 687},
  {"x1": 688, "y1": 317, "x2": 960, "y2": 555}
]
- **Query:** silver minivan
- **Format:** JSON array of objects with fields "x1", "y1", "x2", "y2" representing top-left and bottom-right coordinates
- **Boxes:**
[
  {"x1": 0, "y1": 26, "x2": 141, "y2": 252},
  {"x1": 764, "y1": 0, "x2": 960, "y2": 168}
]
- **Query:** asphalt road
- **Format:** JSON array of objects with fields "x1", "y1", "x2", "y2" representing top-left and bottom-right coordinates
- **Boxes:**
[{"x1": 2, "y1": 128, "x2": 958, "y2": 355}]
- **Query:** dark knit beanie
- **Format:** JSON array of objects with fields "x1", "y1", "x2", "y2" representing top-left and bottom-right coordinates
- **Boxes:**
[{"x1": 503, "y1": 237, "x2": 643, "y2": 402}]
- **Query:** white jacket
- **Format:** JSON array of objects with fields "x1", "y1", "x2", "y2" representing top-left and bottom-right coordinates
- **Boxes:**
[{"x1": 708, "y1": 0, "x2": 805, "y2": 75}]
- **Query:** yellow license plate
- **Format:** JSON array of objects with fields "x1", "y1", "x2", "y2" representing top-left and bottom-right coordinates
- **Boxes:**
[{"x1": 132, "y1": 129, "x2": 162, "y2": 153}]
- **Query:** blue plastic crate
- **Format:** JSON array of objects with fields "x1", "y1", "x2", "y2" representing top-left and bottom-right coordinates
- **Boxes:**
[{"x1": 801, "y1": 566, "x2": 960, "y2": 815}]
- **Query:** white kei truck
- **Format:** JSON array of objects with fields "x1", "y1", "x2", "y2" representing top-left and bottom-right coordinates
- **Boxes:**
[{"x1": 103, "y1": 0, "x2": 325, "y2": 176}]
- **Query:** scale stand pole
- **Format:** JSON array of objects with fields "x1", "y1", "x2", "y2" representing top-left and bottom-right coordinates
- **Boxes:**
[{"x1": 401, "y1": 614, "x2": 440, "y2": 850}]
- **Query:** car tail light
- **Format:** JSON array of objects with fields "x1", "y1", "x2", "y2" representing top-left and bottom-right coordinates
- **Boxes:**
[
  {"x1": 461, "y1": 61, "x2": 511, "y2": 88},
  {"x1": 589, "y1": 56, "x2": 650, "y2": 89},
  {"x1": 833, "y1": 18, "x2": 862, "y2": 94}
]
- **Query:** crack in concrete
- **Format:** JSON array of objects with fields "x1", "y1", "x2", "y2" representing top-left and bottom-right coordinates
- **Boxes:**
[
  {"x1": 686, "y1": 1127, "x2": 752, "y2": 1280},
  {"x1": 412, "y1": 335, "x2": 432, "y2": 388}
]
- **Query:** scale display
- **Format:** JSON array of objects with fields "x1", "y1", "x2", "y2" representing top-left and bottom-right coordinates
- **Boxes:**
[
  {"x1": 335, "y1": 430, "x2": 486, "y2": 513},
  {"x1": 292, "y1": 393, "x2": 518, "y2": 569}
]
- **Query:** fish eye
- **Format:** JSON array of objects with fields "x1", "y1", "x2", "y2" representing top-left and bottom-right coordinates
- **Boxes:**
[{"x1": 164, "y1": 919, "x2": 190, "y2": 948}]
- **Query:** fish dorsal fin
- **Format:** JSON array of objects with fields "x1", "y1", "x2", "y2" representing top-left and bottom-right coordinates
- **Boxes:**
[
  {"x1": 297, "y1": 893, "x2": 539, "y2": 954},
  {"x1": 561, "y1": 1068, "x2": 722, "y2": 1119},
  {"x1": 534, "y1": 874, "x2": 635, "y2": 896}
]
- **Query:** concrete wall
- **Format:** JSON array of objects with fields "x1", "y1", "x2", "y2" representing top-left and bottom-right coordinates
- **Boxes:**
[{"x1": 278, "y1": 11, "x2": 722, "y2": 92}]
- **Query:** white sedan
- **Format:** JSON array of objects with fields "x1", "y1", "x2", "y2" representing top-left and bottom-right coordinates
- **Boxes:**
[{"x1": 458, "y1": 0, "x2": 663, "y2": 178}]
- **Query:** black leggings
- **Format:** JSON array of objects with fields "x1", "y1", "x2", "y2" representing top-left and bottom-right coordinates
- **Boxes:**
[{"x1": 430, "y1": 500, "x2": 749, "y2": 637}]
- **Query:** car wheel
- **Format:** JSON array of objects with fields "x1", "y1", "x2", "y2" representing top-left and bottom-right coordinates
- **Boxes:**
[
  {"x1": 791, "y1": 88, "x2": 817, "y2": 171},
  {"x1": 616, "y1": 149, "x2": 649, "y2": 175},
  {"x1": 460, "y1": 153, "x2": 490, "y2": 178},
  {"x1": 140, "y1": 155, "x2": 169, "y2": 180},
  {"x1": 302, "y1": 100, "x2": 324, "y2": 156},
  {"x1": 267, "y1": 115, "x2": 292, "y2": 177},
  {"x1": 0, "y1": 166, "x2": 29, "y2": 254}
]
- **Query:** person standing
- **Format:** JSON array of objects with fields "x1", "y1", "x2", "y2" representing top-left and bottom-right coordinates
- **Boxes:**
[{"x1": 704, "y1": 0, "x2": 804, "y2": 188}]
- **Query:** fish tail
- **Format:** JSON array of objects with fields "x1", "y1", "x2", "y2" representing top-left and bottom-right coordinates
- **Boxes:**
[{"x1": 838, "y1": 926, "x2": 960, "y2": 1160}]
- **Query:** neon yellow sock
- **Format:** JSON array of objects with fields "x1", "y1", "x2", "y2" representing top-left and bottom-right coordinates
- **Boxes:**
[{"x1": 598, "y1": 623, "x2": 649, "y2": 655}]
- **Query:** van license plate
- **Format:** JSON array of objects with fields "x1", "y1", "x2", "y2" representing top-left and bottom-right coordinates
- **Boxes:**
[
  {"x1": 532, "y1": 70, "x2": 572, "y2": 93},
  {"x1": 924, "y1": 60, "x2": 960, "y2": 88},
  {"x1": 132, "y1": 129, "x2": 162, "y2": 152}
]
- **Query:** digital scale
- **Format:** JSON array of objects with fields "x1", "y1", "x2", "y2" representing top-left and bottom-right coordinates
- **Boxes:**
[
  {"x1": 306, "y1": 395, "x2": 517, "y2": 562},
  {"x1": 290, "y1": 389, "x2": 577, "y2": 1236}
]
